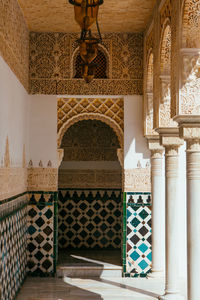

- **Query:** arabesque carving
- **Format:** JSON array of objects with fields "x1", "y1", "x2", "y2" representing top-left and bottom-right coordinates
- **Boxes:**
[
  {"x1": 58, "y1": 169, "x2": 122, "y2": 189},
  {"x1": 180, "y1": 51, "x2": 200, "y2": 114},
  {"x1": 57, "y1": 98, "x2": 124, "y2": 148},
  {"x1": 182, "y1": 0, "x2": 200, "y2": 48},
  {"x1": 27, "y1": 167, "x2": 58, "y2": 191},
  {"x1": 124, "y1": 168, "x2": 151, "y2": 192},
  {"x1": 0, "y1": 168, "x2": 27, "y2": 202},
  {"x1": 29, "y1": 32, "x2": 143, "y2": 95}
]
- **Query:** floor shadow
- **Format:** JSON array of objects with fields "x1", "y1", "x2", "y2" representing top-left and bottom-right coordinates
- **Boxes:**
[
  {"x1": 97, "y1": 278, "x2": 160, "y2": 298},
  {"x1": 57, "y1": 249, "x2": 122, "y2": 267},
  {"x1": 16, "y1": 277, "x2": 103, "y2": 300}
]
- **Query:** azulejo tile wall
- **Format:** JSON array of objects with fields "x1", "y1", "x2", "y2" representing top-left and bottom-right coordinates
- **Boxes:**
[
  {"x1": 123, "y1": 192, "x2": 152, "y2": 277},
  {"x1": 58, "y1": 189, "x2": 122, "y2": 249},
  {"x1": 27, "y1": 192, "x2": 58, "y2": 276},
  {"x1": 0, "y1": 193, "x2": 28, "y2": 300}
]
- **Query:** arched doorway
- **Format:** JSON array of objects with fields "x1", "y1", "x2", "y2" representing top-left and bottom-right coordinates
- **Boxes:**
[{"x1": 57, "y1": 119, "x2": 123, "y2": 274}]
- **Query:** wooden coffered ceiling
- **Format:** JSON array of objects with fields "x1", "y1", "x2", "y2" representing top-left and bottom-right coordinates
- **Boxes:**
[{"x1": 17, "y1": 0, "x2": 156, "y2": 33}]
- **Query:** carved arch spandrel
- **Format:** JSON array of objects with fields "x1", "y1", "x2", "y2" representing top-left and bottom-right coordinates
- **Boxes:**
[
  {"x1": 179, "y1": 1, "x2": 200, "y2": 115},
  {"x1": 57, "y1": 113, "x2": 123, "y2": 149},
  {"x1": 182, "y1": 0, "x2": 200, "y2": 48},
  {"x1": 145, "y1": 50, "x2": 157, "y2": 136},
  {"x1": 158, "y1": 22, "x2": 177, "y2": 128}
]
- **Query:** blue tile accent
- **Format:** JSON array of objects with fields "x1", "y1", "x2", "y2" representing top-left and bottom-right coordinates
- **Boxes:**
[{"x1": 125, "y1": 192, "x2": 152, "y2": 277}]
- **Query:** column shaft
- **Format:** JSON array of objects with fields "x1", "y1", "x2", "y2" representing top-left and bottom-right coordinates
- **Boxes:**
[
  {"x1": 187, "y1": 140, "x2": 200, "y2": 300},
  {"x1": 149, "y1": 150, "x2": 165, "y2": 277},
  {"x1": 160, "y1": 145, "x2": 183, "y2": 300}
]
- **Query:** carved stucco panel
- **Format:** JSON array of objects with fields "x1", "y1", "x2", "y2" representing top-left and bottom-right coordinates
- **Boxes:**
[
  {"x1": 180, "y1": 52, "x2": 200, "y2": 114},
  {"x1": 159, "y1": 76, "x2": 177, "y2": 127},
  {"x1": 57, "y1": 98, "x2": 124, "y2": 148},
  {"x1": 182, "y1": 0, "x2": 200, "y2": 48},
  {"x1": 124, "y1": 168, "x2": 151, "y2": 193}
]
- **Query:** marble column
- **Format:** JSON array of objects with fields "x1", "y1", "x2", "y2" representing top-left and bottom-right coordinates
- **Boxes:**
[
  {"x1": 179, "y1": 124, "x2": 200, "y2": 300},
  {"x1": 148, "y1": 139, "x2": 165, "y2": 278},
  {"x1": 158, "y1": 132, "x2": 184, "y2": 300}
]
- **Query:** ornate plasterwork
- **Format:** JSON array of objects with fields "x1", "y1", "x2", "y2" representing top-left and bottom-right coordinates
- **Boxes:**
[
  {"x1": 0, "y1": 168, "x2": 27, "y2": 201},
  {"x1": 144, "y1": 50, "x2": 157, "y2": 136},
  {"x1": 157, "y1": 22, "x2": 177, "y2": 128},
  {"x1": 144, "y1": 26, "x2": 157, "y2": 137},
  {"x1": 180, "y1": 51, "x2": 200, "y2": 114},
  {"x1": 179, "y1": 124, "x2": 200, "y2": 140},
  {"x1": 182, "y1": 0, "x2": 200, "y2": 48},
  {"x1": 29, "y1": 32, "x2": 143, "y2": 95},
  {"x1": 117, "y1": 149, "x2": 124, "y2": 168},
  {"x1": 27, "y1": 168, "x2": 58, "y2": 191},
  {"x1": 170, "y1": 0, "x2": 180, "y2": 118},
  {"x1": 160, "y1": 24, "x2": 171, "y2": 75},
  {"x1": 61, "y1": 120, "x2": 120, "y2": 161},
  {"x1": 58, "y1": 169, "x2": 122, "y2": 189},
  {"x1": 57, "y1": 98, "x2": 124, "y2": 148},
  {"x1": 124, "y1": 168, "x2": 151, "y2": 193},
  {"x1": 0, "y1": 0, "x2": 29, "y2": 91},
  {"x1": 160, "y1": 0, "x2": 172, "y2": 28}
]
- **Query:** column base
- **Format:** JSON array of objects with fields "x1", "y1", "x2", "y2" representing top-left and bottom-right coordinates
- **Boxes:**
[
  {"x1": 147, "y1": 270, "x2": 164, "y2": 279},
  {"x1": 159, "y1": 293, "x2": 184, "y2": 300}
]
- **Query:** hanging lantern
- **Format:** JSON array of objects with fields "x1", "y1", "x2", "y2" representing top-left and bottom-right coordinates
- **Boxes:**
[
  {"x1": 69, "y1": 0, "x2": 103, "y2": 40},
  {"x1": 81, "y1": 63, "x2": 97, "y2": 83},
  {"x1": 79, "y1": 38, "x2": 98, "y2": 64},
  {"x1": 68, "y1": 0, "x2": 103, "y2": 83}
]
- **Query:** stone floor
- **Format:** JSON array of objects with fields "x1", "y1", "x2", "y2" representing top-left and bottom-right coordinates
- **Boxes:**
[
  {"x1": 16, "y1": 250, "x2": 186, "y2": 299},
  {"x1": 16, "y1": 277, "x2": 165, "y2": 300},
  {"x1": 57, "y1": 249, "x2": 121, "y2": 266}
]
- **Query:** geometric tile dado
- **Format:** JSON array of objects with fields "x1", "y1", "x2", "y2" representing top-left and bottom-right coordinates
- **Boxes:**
[
  {"x1": 58, "y1": 189, "x2": 122, "y2": 250},
  {"x1": 0, "y1": 194, "x2": 28, "y2": 300},
  {"x1": 27, "y1": 192, "x2": 57, "y2": 276}
]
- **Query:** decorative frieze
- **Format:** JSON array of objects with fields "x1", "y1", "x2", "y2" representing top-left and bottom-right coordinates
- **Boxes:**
[
  {"x1": 180, "y1": 49, "x2": 200, "y2": 115},
  {"x1": 29, "y1": 32, "x2": 143, "y2": 95},
  {"x1": 27, "y1": 168, "x2": 58, "y2": 192},
  {"x1": 124, "y1": 168, "x2": 151, "y2": 193},
  {"x1": 0, "y1": 168, "x2": 27, "y2": 202},
  {"x1": 58, "y1": 169, "x2": 122, "y2": 189}
]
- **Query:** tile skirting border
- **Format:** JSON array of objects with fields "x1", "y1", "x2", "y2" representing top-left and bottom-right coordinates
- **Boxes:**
[
  {"x1": 0, "y1": 193, "x2": 28, "y2": 220},
  {"x1": 0, "y1": 191, "x2": 27, "y2": 205},
  {"x1": 58, "y1": 188, "x2": 122, "y2": 191}
]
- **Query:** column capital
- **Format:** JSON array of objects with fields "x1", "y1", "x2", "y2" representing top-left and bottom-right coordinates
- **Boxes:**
[
  {"x1": 147, "y1": 137, "x2": 164, "y2": 151},
  {"x1": 179, "y1": 123, "x2": 200, "y2": 141},
  {"x1": 156, "y1": 127, "x2": 184, "y2": 149}
]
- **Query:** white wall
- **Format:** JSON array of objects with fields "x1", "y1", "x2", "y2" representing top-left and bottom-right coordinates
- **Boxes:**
[
  {"x1": 28, "y1": 95, "x2": 57, "y2": 167},
  {"x1": 124, "y1": 95, "x2": 150, "y2": 169},
  {"x1": 0, "y1": 56, "x2": 30, "y2": 167}
]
